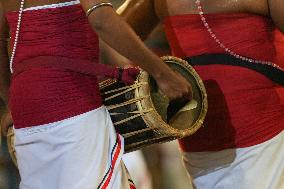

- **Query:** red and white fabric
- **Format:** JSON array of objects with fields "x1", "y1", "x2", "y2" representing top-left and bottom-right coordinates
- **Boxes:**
[
  {"x1": 182, "y1": 131, "x2": 284, "y2": 189},
  {"x1": 14, "y1": 107, "x2": 134, "y2": 189}
]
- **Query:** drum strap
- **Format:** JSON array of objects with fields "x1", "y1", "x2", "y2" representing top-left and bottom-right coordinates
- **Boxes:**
[{"x1": 12, "y1": 56, "x2": 119, "y2": 79}]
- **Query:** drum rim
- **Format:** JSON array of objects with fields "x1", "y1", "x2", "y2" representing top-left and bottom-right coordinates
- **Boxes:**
[
  {"x1": 134, "y1": 56, "x2": 207, "y2": 140},
  {"x1": 99, "y1": 56, "x2": 208, "y2": 151}
]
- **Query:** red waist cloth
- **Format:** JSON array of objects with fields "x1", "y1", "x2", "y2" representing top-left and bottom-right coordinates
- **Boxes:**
[
  {"x1": 164, "y1": 13, "x2": 284, "y2": 151},
  {"x1": 6, "y1": 5, "x2": 103, "y2": 128}
]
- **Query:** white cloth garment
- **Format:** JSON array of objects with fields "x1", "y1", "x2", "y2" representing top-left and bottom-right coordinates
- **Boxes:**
[
  {"x1": 123, "y1": 150, "x2": 153, "y2": 189},
  {"x1": 182, "y1": 131, "x2": 284, "y2": 189},
  {"x1": 14, "y1": 106, "x2": 133, "y2": 189}
]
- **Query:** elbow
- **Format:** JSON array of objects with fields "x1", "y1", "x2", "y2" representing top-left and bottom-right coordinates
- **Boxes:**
[
  {"x1": 89, "y1": 17, "x2": 105, "y2": 32},
  {"x1": 87, "y1": 9, "x2": 115, "y2": 33}
]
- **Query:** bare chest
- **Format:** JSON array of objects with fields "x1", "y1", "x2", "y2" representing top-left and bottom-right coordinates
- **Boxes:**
[{"x1": 154, "y1": 0, "x2": 269, "y2": 19}]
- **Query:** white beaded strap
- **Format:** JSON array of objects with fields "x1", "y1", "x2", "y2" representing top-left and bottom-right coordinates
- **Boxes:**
[
  {"x1": 86, "y1": 2, "x2": 113, "y2": 17},
  {"x1": 195, "y1": 0, "x2": 284, "y2": 71},
  {"x1": 9, "y1": 0, "x2": 25, "y2": 73},
  {"x1": 24, "y1": 0, "x2": 80, "y2": 11}
]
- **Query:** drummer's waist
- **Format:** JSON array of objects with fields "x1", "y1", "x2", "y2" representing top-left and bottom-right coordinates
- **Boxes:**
[
  {"x1": 12, "y1": 56, "x2": 98, "y2": 76},
  {"x1": 10, "y1": 80, "x2": 103, "y2": 129}
]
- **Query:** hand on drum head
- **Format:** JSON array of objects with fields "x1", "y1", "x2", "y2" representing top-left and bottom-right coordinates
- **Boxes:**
[
  {"x1": 167, "y1": 98, "x2": 190, "y2": 122},
  {"x1": 120, "y1": 67, "x2": 140, "y2": 85},
  {"x1": 155, "y1": 69, "x2": 192, "y2": 101}
]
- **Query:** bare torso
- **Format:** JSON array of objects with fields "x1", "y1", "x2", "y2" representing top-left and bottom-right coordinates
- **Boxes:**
[
  {"x1": 2, "y1": 0, "x2": 282, "y2": 37},
  {"x1": 3, "y1": 0, "x2": 269, "y2": 15},
  {"x1": 155, "y1": 0, "x2": 269, "y2": 20}
]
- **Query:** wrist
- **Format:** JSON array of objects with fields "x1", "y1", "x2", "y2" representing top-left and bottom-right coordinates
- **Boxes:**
[{"x1": 151, "y1": 63, "x2": 173, "y2": 81}]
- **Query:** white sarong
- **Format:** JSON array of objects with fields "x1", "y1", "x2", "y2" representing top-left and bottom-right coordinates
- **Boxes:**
[
  {"x1": 14, "y1": 106, "x2": 135, "y2": 189},
  {"x1": 182, "y1": 131, "x2": 284, "y2": 189}
]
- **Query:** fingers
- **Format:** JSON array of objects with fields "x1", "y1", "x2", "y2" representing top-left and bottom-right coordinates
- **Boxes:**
[
  {"x1": 168, "y1": 87, "x2": 191, "y2": 101},
  {"x1": 156, "y1": 71, "x2": 192, "y2": 101},
  {"x1": 175, "y1": 73, "x2": 193, "y2": 100}
]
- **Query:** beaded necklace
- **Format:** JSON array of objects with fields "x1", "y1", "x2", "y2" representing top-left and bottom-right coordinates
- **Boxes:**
[
  {"x1": 9, "y1": 0, "x2": 25, "y2": 73},
  {"x1": 194, "y1": 0, "x2": 284, "y2": 71}
]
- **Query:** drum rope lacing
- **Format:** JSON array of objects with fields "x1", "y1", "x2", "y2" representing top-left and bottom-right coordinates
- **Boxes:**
[
  {"x1": 103, "y1": 82, "x2": 147, "y2": 101},
  {"x1": 195, "y1": 0, "x2": 284, "y2": 72},
  {"x1": 101, "y1": 81, "x2": 154, "y2": 127},
  {"x1": 107, "y1": 96, "x2": 146, "y2": 110}
]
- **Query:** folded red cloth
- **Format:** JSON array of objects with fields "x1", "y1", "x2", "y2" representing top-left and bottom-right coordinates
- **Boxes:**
[
  {"x1": 164, "y1": 13, "x2": 284, "y2": 151},
  {"x1": 6, "y1": 5, "x2": 140, "y2": 128}
]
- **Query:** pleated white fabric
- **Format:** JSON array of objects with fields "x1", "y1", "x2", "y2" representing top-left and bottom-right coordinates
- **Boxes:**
[
  {"x1": 14, "y1": 106, "x2": 132, "y2": 189},
  {"x1": 182, "y1": 131, "x2": 284, "y2": 189}
]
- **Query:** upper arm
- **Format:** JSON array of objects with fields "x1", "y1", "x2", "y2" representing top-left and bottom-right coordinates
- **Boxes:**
[
  {"x1": 268, "y1": 0, "x2": 284, "y2": 33},
  {"x1": 117, "y1": 0, "x2": 159, "y2": 40},
  {"x1": 79, "y1": 0, "x2": 158, "y2": 39}
]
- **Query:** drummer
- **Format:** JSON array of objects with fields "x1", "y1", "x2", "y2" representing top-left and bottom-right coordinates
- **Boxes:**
[
  {"x1": 101, "y1": 0, "x2": 284, "y2": 189},
  {"x1": 0, "y1": 0, "x2": 192, "y2": 188}
]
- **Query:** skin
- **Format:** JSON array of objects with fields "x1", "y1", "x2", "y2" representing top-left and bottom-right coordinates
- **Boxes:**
[
  {"x1": 100, "y1": 0, "x2": 284, "y2": 68},
  {"x1": 0, "y1": 0, "x2": 192, "y2": 134},
  {"x1": 118, "y1": 0, "x2": 284, "y2": 38}
]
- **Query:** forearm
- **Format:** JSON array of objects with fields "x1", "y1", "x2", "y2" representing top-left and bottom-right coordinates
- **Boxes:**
[
  {"x1": 117, "y1": 0, "x2": 159, "y2": 40},
  {"x1": 81, "y1": 2, "x2": 171, "y2": 78},
  {"x1": 100, "y1": 0, "x2": 158, "y2": 67},
  {"x1": 96, "y1": 13, "x2": 168, "y2": 77},
  {"x1": 99, "y1": 39, "x2": 132, "y2": 67}
]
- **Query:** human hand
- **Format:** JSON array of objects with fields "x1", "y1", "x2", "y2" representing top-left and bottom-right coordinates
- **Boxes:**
[
  {"x1": 1, "y1": 109, "x2": 13, "y2": 136},
  {"x1": 155, "y1": 69, "x2": 192, "y2": 101}
]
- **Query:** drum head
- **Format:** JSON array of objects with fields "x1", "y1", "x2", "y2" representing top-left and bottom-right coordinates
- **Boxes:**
[{"x1": 147, "y1": 56, "x2": 207, "y2": 137}]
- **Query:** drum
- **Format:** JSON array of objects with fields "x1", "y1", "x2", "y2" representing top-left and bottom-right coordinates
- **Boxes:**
[
  {"x1": 7, "y1": 56, "x2": 207, "y2": 166},
  {"x1": 100, "y1": 56, "x2": 207, "y2": 152}
]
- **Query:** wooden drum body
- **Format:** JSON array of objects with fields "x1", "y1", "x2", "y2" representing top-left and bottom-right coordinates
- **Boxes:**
[{"x1": 100, "y1": 56, "x2": 208, "y2": 152}]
